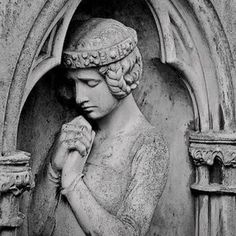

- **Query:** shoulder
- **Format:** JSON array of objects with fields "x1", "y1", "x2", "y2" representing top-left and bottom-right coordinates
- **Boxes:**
[
  {"x1": 130, "y1": 121, "x2": 169, "y2": 175},
  {"x1": 133, "y1": 120, "x2": 168, "y2": 158}
]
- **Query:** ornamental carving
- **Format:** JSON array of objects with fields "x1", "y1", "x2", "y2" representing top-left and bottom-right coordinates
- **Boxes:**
[
  {"x1": 0, "y1": 0, "x2": 235, "y2": 235},
  {"x1": 62, "y1": 18, "x2": 138, "y2": 68},
  {"x1": 189, "y1": 132, "x2": 236, "y2": 167},
  {"x1": 0, "y1": 151, "x2": 34, "y2": 196}
]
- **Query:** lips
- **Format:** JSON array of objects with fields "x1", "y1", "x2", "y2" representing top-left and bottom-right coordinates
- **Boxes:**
[{"x1": 81, "y1": 106, "x2": 96, "y2": 111}]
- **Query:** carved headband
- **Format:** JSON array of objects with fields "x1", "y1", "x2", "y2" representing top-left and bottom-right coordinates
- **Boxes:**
[
  {"x1": 62, "y1": 18, "x2": 138, "y2": 69},
  {"x1": 62, "y1": 37, "x2": 137, "y2": 68}
]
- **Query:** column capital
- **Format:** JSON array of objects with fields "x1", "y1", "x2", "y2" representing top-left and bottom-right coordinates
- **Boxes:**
[
  {"x1": 189, "y1": 131, "x2": 236, "y2": 167},
  {"x1": 0, "y1": 150, "x2": 34, "y2": 228}
]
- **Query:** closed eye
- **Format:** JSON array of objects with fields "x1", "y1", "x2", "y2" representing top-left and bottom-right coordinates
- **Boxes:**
[
  {"x1": 86, "y1": 80, "x2": 100, "y2": 87},
  {"x1": 67, "y1": 75, "x2": 101, "y2": 87}
]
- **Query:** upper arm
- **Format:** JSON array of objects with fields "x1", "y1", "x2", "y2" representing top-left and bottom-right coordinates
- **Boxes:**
[{"x1": 117, "y1": 134, "x2": 169, "y2": 236}]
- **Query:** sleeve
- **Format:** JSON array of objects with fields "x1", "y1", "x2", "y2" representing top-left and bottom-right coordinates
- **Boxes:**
[
  {"x1": 116, "y1": 132, "x2": 169, "y2": 236},
  {"x1": 63, "y1": 130, "x2": 169, "y2": 236},
  {"x1": 27, "y1": 145, "x2": 60, "y2": 236}
]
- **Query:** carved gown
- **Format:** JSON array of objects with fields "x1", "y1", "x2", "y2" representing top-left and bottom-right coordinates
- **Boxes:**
[{"x1": 28, "y1": 118, "x2": 168, "y2": 236}]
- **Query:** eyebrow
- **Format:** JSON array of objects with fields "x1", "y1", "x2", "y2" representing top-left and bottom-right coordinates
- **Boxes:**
[
  {"x1": 67, "y1": 75, "x2": 101, "y2": 82},
  {"x1": 78, "y1": 77, "x2": 100, "y2": 81}
]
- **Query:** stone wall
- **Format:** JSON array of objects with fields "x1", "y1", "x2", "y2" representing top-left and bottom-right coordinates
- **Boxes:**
[{"x1": 0, "y1": 0, "x2": 235, "y2": 235}]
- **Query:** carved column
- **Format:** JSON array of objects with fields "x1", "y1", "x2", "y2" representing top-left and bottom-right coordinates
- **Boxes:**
[
  {"x1": 189, "y1": 132, "x2": 236, "y2": 236},
  {"x1": 0, "y1": 151, "x2": 34, "y2": 234},
  {"x1": 0, "y1": 1, "x2": 80, "y2": 235}
]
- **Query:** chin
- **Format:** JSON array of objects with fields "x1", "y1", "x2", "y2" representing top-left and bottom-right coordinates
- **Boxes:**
[{"x1": 85, "y1": 112, "x2": 104, "y2": 120}]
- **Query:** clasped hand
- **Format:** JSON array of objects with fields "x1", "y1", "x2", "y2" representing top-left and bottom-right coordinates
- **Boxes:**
[{"x1": 51, "y1": 116, "x2": 95, "y2": 188}]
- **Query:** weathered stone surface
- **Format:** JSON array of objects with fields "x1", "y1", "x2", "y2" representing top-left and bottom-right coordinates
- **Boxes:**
[
  {"x1": 19, "y1": 17, "x2": 169, "y2": 236},
  {"x1": 0, "y1": 0, "x2": 236, "y2": 235},
  {"x1": 0, "y1": 151, "x2": 33, "y2": 229},
  {"x1": 0, "y1": 0, "x2": 47, "y2": 149}
]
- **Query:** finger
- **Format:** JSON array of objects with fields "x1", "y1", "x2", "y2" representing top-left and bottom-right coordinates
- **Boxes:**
[
  {"x1": 74, "y1": 141, "x2": 87, "y2": 157},
  {"x1": 61, "y1": 124, "x2": 91, "y2": 142},
  {"x1": 76, "y1": 130, "x2": 95, "y2": 154},
  {"x1": 64, "y1": 131, "x2": 77, "y2": 141},
  {"x1": 91, "y1": 130, "x2": 96, "y2": 142},
  {"x1": 66, "y1": 151, "x2": 82, "y2": 170},
  {"x1": 71, "y1": 129, "x2": 91, "y2": 145},
  {"x1": 59, "y1": 131, "x2": 67, "y2": 142},
  {"x1": 64, "y1": 116, "x2": 92, "y2": 134},
  {"x1": 76, "y1": 117, "x2": 92, "y2": 133},
  {"x1": 62, "y1": 151, "x2": 83, "y2": 188},
  {"x1": 66, "y1": 139, "x2": 87, "y2": 157},
  {"x1": 64, "y1": 139, "x2": 75, "y2": 149},
  {"x1": 62, "y1": 123, "x2": 86, "y2": 133},
  {"x1": 63, "y1": 131, "x2": 91, "y2": 150},
  {"x1": 79, "y1": 126, "x2": 92, "y2": 138},
  {"x1": 61, "y1": 123, "x2": 76, "y2": 131},
  {"x1": 68, "y1": 116, "x2": 84, "y2": 125},
  {"x1": 75, "y1": 135, "x2": 90, "y2": 150},
  {"x1": 69, "y1": 116, "x2": 91, "y2": 128},
  {"x1": 79, "y1": 128, "x2": 93, "y2": 143},
  {"x1": 87, "y1": 131, "x2": 96, "y2": 156}
]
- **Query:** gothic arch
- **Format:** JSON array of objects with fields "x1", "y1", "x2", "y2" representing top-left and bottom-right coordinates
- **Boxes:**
[
  {"x1": 2, "y1": 0, "x2": 236, "y2": 151},
  {"x1": 1, "y1": 0, "x2": 81, "y2": 153},
  {"x1": 146, "y1": 0, "x2": 235, "y2": 131},
  {"x1": 0, "y1": 0, "x2": 235, "y2": 235}
]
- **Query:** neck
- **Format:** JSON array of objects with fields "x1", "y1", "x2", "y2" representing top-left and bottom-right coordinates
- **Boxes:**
[{"x1": 96, "y1": 94, "x2": 143, "y2": 136}]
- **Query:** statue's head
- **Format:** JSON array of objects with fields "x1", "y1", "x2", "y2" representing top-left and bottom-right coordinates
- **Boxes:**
[{"x1": 62, "y1": 18, "x2": 142, "y2": 119}]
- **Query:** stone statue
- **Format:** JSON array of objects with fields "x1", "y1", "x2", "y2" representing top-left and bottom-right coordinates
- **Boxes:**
[{"x1": 28, "y1": 18, "x2": 169, "y2": 236}]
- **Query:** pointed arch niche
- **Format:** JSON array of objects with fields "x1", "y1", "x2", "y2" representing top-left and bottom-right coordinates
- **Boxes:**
[{"x1": 0, "y1": 0, "x2": 235, "y2": 236}]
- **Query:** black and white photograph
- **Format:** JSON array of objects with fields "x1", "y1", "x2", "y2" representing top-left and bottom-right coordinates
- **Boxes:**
[{"x1": 0, "y1": 0, "x2": 235, "y2": 235}]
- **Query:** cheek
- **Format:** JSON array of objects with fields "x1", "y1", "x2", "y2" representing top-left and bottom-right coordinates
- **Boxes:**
[
  {"x1": 102, "y1": 97, "x2": 118, "y2": 113},
  {"x1": 94, "y1": 85, "x2": 118, "y2": 112},
  {"x1": 90, "y1": 89, "x2": 106, "y2": 107}
]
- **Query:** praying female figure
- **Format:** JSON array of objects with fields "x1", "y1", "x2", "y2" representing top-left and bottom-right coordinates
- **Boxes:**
[{"x1": 28, "y1": 18, "x2": 168, "y2": 236}]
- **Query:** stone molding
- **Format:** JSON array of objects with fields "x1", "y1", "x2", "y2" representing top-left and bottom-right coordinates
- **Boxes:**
[
  {"x1": 189, "y1": 132, "x2": 236, "y2": 167},
  {"x1": 0, "y1": 151, "x2": 34, "y2": 228},
  {"x1": 189, "y1": 131, "x2": 236, "y2": 234},
  {"x1": 189, "y1": 131, "x2": 236, "y2": 197},
  {"x1": 0, "y1": 151, "x2": 34, "y2": 196},
  {"x1": 191, "y1": 183, "x2": 236, "y2": 195},
  {"x1": 0, "y1": 211, "x2": 25, "y2": 228}
]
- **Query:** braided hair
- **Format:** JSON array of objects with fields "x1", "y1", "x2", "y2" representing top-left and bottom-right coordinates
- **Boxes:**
[{"x1": 98, "y1": 47, "x2": 142, "y2": 99}]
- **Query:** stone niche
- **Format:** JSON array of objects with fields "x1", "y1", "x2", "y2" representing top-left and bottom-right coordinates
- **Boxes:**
[
  {"x1": 1, "y1": 0, "x2": 235, "y2": 235},
  {"x1": 17, "y1": 0, "x2": 194, "y2": 235}
]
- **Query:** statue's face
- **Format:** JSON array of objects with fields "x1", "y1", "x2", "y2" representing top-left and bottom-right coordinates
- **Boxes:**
[{"x1": 66, "y1": 68, "x2": 119, "y2": 119}]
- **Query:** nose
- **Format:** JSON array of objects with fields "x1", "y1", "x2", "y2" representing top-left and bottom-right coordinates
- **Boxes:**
[{"x1": 75, "y1": 81, "x2": 89, "y2": 105}]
